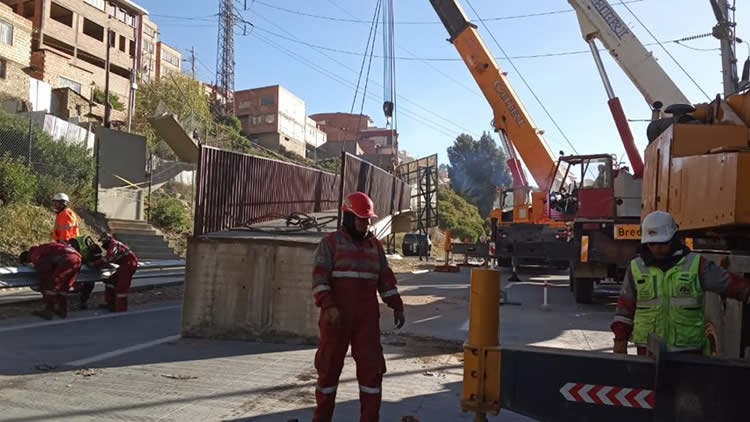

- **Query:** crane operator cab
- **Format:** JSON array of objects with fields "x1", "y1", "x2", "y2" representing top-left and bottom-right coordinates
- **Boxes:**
[{"x1": 548, "y1": 154, "x2": 642, "y2": 220}]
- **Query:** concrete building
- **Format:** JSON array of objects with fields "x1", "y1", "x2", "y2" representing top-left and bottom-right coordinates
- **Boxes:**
[
  {"x1": 234, "y1": 84, "x2": 326, "y2": 158},
  {"x1": 0, "y1": 2, "x2": 32, "y2": 101},
  {"x1": 139, "y1": 14, "x2": 156, "y2": 81},
  {"x1": 155, "y1": 40, "x2": 179, "y2": 79},
  {"x1": 0, "y1": 0, "x2": 151, "y2": 122},
  {"x1": 310, "y1": 112, "x2": 399, "y2": 166}
]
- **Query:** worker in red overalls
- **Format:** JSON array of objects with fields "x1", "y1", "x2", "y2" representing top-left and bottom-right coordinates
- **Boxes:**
[
  {"x1": 312, "y1": 192, "x2": 406, "y2": 422},
  {"x1": 20, "y1": 242, "x2": 82, "y2": 319},
  {"x1": 94, "y1": 234, "x2": 138, "y2": 312}
]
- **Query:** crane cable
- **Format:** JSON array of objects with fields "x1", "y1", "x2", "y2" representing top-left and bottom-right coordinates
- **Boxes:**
[
  {"x1": 618, "y1": 1, "x2": 712, "y2": 101},
  {"x1": 464, "y1": 0, "x2": 578, "y2": 155}
]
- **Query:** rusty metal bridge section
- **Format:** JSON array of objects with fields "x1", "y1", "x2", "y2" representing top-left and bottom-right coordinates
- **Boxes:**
[{"x1": 194, "y1": 146, "x2": 410, "y2": 236}]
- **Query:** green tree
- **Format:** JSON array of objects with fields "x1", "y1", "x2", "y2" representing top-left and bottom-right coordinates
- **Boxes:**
[
  {"x1": 92, "y1": 88, "x2": 125, "y2": 112},
  {"x1": 133, "y1": 73, "x2": 213, "y2": 149},
  {"x1": 437, "y1": 186, "x2": 485, "y2": 242},
  {"x1": 446, "y1": 132, "x2": 512, "y2": 217}
]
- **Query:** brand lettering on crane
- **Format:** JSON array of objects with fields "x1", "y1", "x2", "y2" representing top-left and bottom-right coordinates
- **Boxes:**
[
  {"x1": 590, "y1": 0, "x2": 629, "y2": 39},
  {"x1": 494, "y1": 81, "x2": 526, "y2": 126}
]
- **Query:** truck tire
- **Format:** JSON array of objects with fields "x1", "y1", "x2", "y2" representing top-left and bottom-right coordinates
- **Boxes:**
[{"x1": 574, "y1": 278, "x2": 594, "y2": 304}]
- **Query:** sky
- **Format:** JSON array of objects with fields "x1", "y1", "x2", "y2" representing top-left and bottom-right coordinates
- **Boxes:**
[{"x1": 140, "y1": 0, "x2": 749, "y2": 176}]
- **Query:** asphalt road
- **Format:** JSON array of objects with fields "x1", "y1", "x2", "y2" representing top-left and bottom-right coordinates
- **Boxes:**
[{"x1": 0, "y1": 263, "x2": 626, "y2": 421}]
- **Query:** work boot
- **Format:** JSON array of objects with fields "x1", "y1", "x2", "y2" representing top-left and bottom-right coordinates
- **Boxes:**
[
  {"x1": 98, "y1": 303, "x2": 114, "y2": 312},
  {"x1": 33, "y1": 304, "x2": 55, "y2": 320},
  {"x1": 79, "y1": 283, "x2": 94, "y2": 310},
  {"x1": 53, "y1": 294, "x2": 68, "y2": 319}
]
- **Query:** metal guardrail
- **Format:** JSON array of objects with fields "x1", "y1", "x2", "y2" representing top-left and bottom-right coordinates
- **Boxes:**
[{"x1": 0, "y1": 259, "x2": 186, "y2": 290}]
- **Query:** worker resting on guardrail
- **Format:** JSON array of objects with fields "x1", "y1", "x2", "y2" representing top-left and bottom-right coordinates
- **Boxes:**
[
  {"x1": 612, "y1": 211, "x2": 750, "y2": 356},
  {"x1": 19, "y1": 242, "x2": 82, "y2": 320},
  {"x1": 91, "y1": 234, "x2": 138, "y2": 312}
]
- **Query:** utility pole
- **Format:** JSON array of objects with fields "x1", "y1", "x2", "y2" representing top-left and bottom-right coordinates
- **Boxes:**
[
  {"x1": 190, "y1": 47, "x2": 196, "y2": 79},
  {"x1": 104, "y1": 28, "x2": 112, "y2": 128},
  {"x1": 711, "y1": 0, "x2": 739, "y2": 95}
]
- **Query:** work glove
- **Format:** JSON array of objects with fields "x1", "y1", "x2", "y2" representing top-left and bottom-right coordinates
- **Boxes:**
[
  {"x1": 613, "y1": 339, "x2": 628, "y2": 355},
  {"x1": 323, "y1": 306, "x2": 341, "y2": 328},
  {"x1": 394, "y1": 310, "x2": 405, "y2": 329}
]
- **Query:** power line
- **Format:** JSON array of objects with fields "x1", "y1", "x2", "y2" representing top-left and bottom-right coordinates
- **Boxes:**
[
  {"x1": 245, "y1": 9, "x2": 480, "y2": 138},
  {"x1": 618, "y1": 1, "x2": 712, "y2": 100},
  {"x1": 464, "y1": 0, "x2": 578, "y2": 155},
  {"x1": 247, "y1": 31, "x2": 462, "y2": 140},
  {"x1": 253, "y1": 0, "x2": 645, "y2": 25}
]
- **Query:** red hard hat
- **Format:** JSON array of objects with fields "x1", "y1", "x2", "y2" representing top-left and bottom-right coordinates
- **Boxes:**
[{"x1": 342, "y1": 192, "x2": 377, "y2": 218}]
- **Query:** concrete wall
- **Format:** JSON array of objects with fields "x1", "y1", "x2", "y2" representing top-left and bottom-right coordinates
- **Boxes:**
[
  {"x1": 182, "y1": 236, "x2": 319, "y2": 340},
  {"x1": 96, "y1": 127, "x2": 145, "y2": 188},
  {"x1": 97, "y1": 187, "x2": 144, "y2": 220}
]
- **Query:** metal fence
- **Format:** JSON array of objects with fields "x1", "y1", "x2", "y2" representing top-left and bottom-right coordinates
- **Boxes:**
[
  {"x1": 194, "y1": 148, "x2": 412, "y2": 236},
  {"x1": 338, "y1": 152, "x2": 411, "y2": 225},
  {"x1": 194, "y1": 146, "x2": 340, "y2": 235}
]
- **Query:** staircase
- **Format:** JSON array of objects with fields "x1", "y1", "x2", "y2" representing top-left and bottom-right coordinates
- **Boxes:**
[{"x1": 107, "y1": 219, "x2": 181, "y2": 261}]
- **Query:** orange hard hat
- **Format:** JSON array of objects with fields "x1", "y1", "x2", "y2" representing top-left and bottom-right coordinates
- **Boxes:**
[{"x1": 342, "y1": 192, "x2": 377, "y2": 218}]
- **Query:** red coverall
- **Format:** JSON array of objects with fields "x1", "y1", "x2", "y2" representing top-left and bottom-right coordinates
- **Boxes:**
[
  {"x1": 98, "y1": 239, "x2": 138, "y2": 312},
  {"x1": 312, "y1": 230, "x2": 404, "y2": 422},
  {"x1": 28, "y1": 243, "x2": 82, "y2": 307}
]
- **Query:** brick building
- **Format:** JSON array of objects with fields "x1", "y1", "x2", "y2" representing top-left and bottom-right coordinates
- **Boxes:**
[
  {"x1": 310, "y1": 112, "x2": 399, "y2": 165},
  {"x1": 0, "y1": 0, "x2": 160, "y2": 122},
  {"x1": 155, "y1": 40, "x2": 179, "y2": 79},
  {"x1": 0, "y1": 2, "x2": 32, "y2": 101},
  {"x1": 234, "y1": 84, "x2": 326, "y2": 158}
]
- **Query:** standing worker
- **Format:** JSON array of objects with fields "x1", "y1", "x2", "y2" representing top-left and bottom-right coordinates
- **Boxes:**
[
  {"x1": 19, "y1": 242, "x2": 82, "y2": 319},
  {"x1": 51, "y1": 193, "x2": 79, "y2": 243},
  {"x1": 94, "y1": 234, "x2": 138, "y2": 312},
  {"x1": 312, "y1": 192, "x2": 405, "y2": 422},
  {"x1": 612, "y1": 211, "x2": 750, "y2": 355}
]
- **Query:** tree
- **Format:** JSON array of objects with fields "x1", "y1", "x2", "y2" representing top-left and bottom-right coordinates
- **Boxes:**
[
  {"x1": 446, "y1": 132, "x2": 512, "y2": 217},
  {"x1": 437, "y1": 186, "x2": 485, "y2": 242},
  {"x1": 133, "y1": 73, "x2": 213, "y2": 149},
  {"x1": 92, "y1": 87, "x2": 125, "y2": 112}
]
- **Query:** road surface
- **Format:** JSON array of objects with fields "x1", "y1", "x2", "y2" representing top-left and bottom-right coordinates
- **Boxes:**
[{"x1": 0, "y1": 263, "x2": 623, "y2": 421}]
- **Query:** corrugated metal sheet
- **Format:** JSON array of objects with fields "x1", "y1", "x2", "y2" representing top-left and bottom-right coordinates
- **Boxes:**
[
  {"x1": 194, "y1": 146, "x2": 339, "y2": 235},
  {"x1": 195, "y1": 148, "x2": 411, "y2": 235}
]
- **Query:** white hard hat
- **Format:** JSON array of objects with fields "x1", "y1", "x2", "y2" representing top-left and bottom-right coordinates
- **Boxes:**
[
  {"x1": 641, "y1": 211, "x2": 677, "y2": 244},
  {"x1": 52, "y1": 193, "x2": 69, "y2": 202}
]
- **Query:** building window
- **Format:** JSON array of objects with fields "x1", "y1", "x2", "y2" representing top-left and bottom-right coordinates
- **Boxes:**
[
  {"x1": 0, "y1": 59, "x2": 7, "y2": 79},
  {"x1": 0, "y1": 20, "x2": 13, "y2": 46},
  {"x1": 143, "y1": 40, "x2": 154, "y2": 53},
  {"x1": 161, "y1": 49, "x2": 180, "y2": 67},
  {"x1": 261, "y1": 96, "x2": 274, "y2": 105},
  {"x1": 238, "y1": 100, "x2": 250, "y2": 109},
  {"x1": 118, "y1": 8, "x2": 127, "y2": 23},
  {"x1": 82, "y1": 18, "x2": 104, "y2": 42},
  {"x1": 59, "y1": 77, "x2": 81, "y2": 93},
  {"x1": 22, "y1": 1, "x2": 34, "y2": 19},
  {"x1": 144, "y1": 25, "x2": 156, "y2": 38},
  {"x1": 119, "y1": 35, "x2": 126, "y2": 52},
  {"x1": 108, "y1": 4, "x2": 116, "y2": 16},
  {"x1": 251, "y1": 116, "x2": 259, "y2": 126},
  {"x1": 50, "y1": 3, "x2": 73, "y2": 27},
  {"x1": 84, "y1": 0, "x2": 105, "y2": 11}
]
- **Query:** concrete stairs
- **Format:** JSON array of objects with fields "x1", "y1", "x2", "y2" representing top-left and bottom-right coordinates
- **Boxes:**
[{"x1": 107, "y1": 219, "x2": 181, "y2": 260}]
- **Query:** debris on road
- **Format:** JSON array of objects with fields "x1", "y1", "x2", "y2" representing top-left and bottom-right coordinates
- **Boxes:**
[
  {"x1": 160, "y1": 373, "x2": 198, "y2": 380},
  {"x1": 74, "y1": 368, "x2": 101, "y2": 377}
]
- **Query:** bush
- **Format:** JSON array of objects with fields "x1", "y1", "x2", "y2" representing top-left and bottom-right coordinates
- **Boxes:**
[
  {"x1": 0, "y1": 154, "x2": 37, "y2": 205},
  {"x1": 151, "y1": 196, "x2": 190, "y2": 233},
  {"x1": 93, "y1": 87, "x2": 126, "y2": 112},
  {"x1": 0, "y1": 109, "x2": 96, "y2": 210},
  {"x1": 437, "y1": 186, "x2": 485, "y2": 242}
]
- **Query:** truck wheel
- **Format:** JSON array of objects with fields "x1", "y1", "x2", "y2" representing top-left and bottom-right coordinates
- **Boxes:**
[{"x1": 574, "y1": 278, "x2": 594, "y2": 304}]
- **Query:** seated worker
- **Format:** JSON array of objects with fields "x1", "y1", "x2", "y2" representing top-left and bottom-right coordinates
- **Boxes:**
[
  {"x1": 20, "y1": 242, "x2": 82, "y2": 319},
  {"x1": 92, "y1": 234, "x2": 138, "y2": 312}
]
